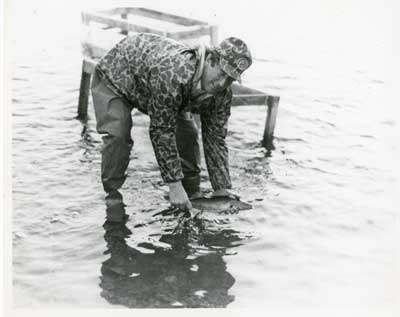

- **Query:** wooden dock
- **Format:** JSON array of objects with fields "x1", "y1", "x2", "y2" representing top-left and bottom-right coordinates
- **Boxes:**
[{"x1": 78, "y1": 7, "x2": 280, "y2": 149}]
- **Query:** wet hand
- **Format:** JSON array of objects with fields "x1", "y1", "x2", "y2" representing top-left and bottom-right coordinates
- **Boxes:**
[
  {"x1": 211, "y1": 189, "x2": 240, "y2": 200},
  {"x1": 168, "y1": 181, "x2": 192, "y2": 211}
]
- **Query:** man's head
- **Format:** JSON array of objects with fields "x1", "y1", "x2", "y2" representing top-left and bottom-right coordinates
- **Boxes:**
[{"x1": 201, "y1": 37, "x2": 252, "y2": 94}]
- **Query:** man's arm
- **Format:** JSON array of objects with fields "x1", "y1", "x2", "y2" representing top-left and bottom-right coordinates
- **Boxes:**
[
  {"x1": 148, "y1": 98, "x2": 183, "y2": 183},
  {"x1": 148, "y1": 91, "x2": 194, "y2": 210},
  {"x1": 200, "y1": 88, "x2": 233, "y2": 191},
  {"x1": 147, "y1": 56, "x2": 194, "y2": 184},
  {"x1": 147, "y1": 55, "x2": 197, "y2": 209}
]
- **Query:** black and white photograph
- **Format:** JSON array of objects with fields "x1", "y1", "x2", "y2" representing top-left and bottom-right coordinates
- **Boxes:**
[{"x1": 2, "y1": 0, "x2": 399, "y2": 315}]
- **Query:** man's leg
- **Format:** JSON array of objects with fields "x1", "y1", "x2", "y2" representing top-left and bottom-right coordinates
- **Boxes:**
[
  {"x1": 176, "y1": 112, "x2": 201, "y2": 197},
  {"x1": 91, "y1": 72, "x2": 133, "y2": 213}
]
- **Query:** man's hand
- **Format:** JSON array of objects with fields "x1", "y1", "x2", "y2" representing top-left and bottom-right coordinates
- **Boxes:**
[
  {"x1": 169, "y1": 181, "x2": 192, "y2": 210},
  {"x1": 211, "y1": 189, "x2": 240, "y2": 200}
]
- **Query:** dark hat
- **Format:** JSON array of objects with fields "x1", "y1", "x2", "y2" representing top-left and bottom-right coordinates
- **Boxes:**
[{"x1": 218, "y1": 37, "x2": 252, "y2": 80}]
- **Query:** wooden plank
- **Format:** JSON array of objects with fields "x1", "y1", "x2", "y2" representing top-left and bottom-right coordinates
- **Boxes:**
[
  {"x1": 168, "y1": 25, "x2": 213, "y2": 40},
  {"x1": 81, "y1": 12, "x2": 167, "y2": 35},
  {"x1": 231, "y1": 94, "x2": 268, "y2": 107},
  {"x1": 98, "y1": 8, "x2": 129, "y2": 16},
  {"x1": 129, "y1": 7, "x2": 208, "y2": 26}
]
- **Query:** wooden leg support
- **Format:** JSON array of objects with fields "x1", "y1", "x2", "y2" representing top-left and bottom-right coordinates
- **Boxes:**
[
  {"x1": 262, "y1": 96, "x2": 280, "y2": 150},
  {"x1": 120, "y1": 13, "x2": 128, "y2": 35},
  {"x1": 210, "y1": 25, "x2": 219, "y2": 46},
  {"x1": 76, "y1": 62, "x2": 92, "y2": 122}
]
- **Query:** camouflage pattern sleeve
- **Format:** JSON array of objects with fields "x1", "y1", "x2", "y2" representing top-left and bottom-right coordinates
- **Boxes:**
[
  {"x1": 147, "y1": 56, "x2": 196, "y2": 184},
  {"x1": 148, "y1": 89, "x2": 184, "y2": 184},
  {"x1": 200, "y1": 88, "x2": 233, "y2": 190}
]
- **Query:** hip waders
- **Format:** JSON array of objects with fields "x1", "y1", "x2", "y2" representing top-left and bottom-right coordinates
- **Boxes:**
[{"x1": 91, "y1": 71, "x2": 201, "y2": 196}]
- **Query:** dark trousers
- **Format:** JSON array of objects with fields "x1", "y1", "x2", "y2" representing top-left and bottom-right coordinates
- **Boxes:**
[{"x1": 91, "y1": 71, "x2": 201, "y2": 195}]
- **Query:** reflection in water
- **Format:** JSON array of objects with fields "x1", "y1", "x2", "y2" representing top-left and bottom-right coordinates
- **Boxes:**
[{"x1": 99, "y1": 205, "x2": 241, "y2": 308}]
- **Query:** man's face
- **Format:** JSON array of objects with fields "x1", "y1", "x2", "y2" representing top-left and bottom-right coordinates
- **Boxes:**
[{"x1": 201, "y1": 55, "x2": 234, "y2": 94}]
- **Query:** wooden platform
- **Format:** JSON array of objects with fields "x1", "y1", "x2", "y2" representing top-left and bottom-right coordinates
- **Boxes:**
[
  {"x1": 78, "y1": 7, "x2": 280, "y2": 149},
  {"x1": 82, "y1": 7, "x2": 219, "y2": 45}
]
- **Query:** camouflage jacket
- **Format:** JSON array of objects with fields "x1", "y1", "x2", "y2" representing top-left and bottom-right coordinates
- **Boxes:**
[{"x1": 96, "y1": 33, "x2": 232, "y2": 190}]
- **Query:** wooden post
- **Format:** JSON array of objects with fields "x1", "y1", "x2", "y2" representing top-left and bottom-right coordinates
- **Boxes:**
[
  {"x1": 76, "y1": 61, "x2": 92, "y2": 122},
  {"x1": 262, "y1": 96, "x2": 280, "y2": 150},
  {"x1": 120, "y1": 12, "x2": 128, "y2": 35},
  {"x1": 210, "y1": 25, "x2": 218, "y2": 46},
  {"x1": 81, "y1": 11, "x2": 89, "y2": 26}
]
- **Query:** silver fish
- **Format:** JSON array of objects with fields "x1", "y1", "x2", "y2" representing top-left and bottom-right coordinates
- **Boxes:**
[
  {"x1": 190, "y1": 196, "x2": 252, "y2": 214},
  {"x1": 151, "y1": 196, "x2": 252, "y2": 220}
]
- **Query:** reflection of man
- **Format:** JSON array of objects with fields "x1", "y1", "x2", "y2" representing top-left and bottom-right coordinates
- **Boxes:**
[
  {"x1": 100, "y1": 217, "x2": 237, "y2": 308},
  {"x1": 91, "y1": 33, "x2": 252, "y2": 220}
]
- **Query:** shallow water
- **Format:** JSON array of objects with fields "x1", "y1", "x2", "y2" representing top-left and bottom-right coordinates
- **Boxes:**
[{"x1": 11, "y1": 0, "x2": 398, "y2": 309}]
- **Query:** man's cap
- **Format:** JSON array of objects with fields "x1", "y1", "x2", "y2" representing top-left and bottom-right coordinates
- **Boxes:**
[{"x1": 218, "y1": 37, "x2": 252, "y2": 80}]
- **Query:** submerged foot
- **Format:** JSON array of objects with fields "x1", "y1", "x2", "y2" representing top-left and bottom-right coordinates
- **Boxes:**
[
  {"x1": 105, "y1": 190, "x2": 124, "y2": 207},
  {"x1": 105, "y1": 190, "x2": 127, "y2": 223}
]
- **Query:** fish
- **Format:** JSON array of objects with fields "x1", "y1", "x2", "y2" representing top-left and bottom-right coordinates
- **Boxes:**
[
  {"x1": 152, "y1": 196, "x2": 252, "y2": 219},
  {"x1": 190, "y1": 196, "x2": 252, "y2": 214}
]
